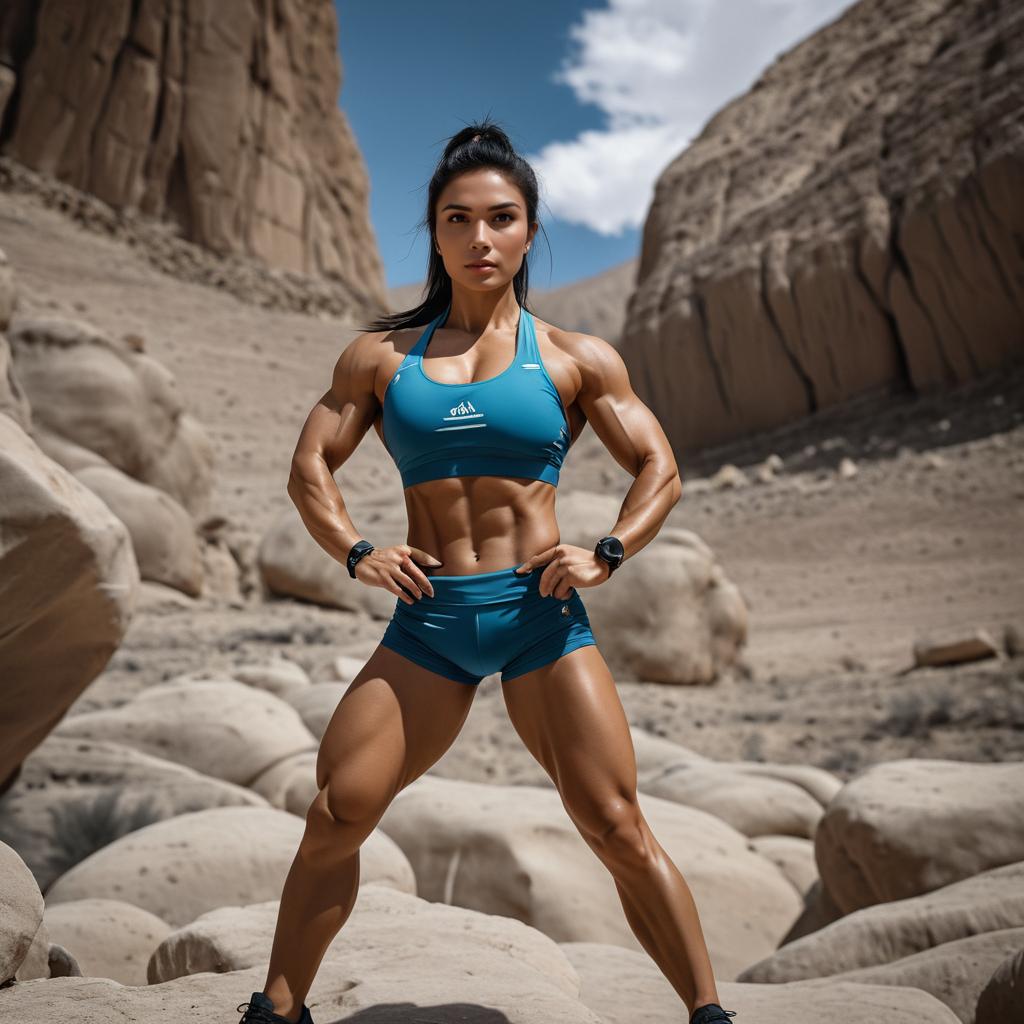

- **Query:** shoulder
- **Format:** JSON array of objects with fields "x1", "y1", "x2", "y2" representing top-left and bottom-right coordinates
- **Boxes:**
[
  {"x1": 329, "y1": 329, "x2": 394, "y2": 402},
  {"x1": 334, "y1": 324, "x2": 432, "y2": 405},
  {"x1": 531, "y1": 315, "x2": 627, "y2": 392},
  {"x1": 334, "y1": 325, "x2": 419, "y2": 377}
]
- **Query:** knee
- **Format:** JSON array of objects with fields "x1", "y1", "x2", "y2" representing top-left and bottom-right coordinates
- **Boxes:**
[
  {"x1": 310, "y1": 770, "x2": 395, "y2": 835},
  {"x1": 573, "y1": 795, "x2": 652, "y2": 867}
]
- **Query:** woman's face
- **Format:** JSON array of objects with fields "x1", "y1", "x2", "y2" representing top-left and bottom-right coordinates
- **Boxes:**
[{"x1": 434, "y1": 168, "x2": 537, "y2": 290}]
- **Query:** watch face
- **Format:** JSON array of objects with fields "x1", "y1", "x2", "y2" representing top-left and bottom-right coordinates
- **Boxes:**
[{"x1": 598, "y1": 537, "x2": 623, "y2": 564}]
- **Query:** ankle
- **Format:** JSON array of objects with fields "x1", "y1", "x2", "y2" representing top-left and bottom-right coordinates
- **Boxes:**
[
  {"x1": 265, "y1": 990, "x2": 302, "y2": 1023},
  {"x1": 688, "y1": 1003, "x2": 720, "y2": 1019}
]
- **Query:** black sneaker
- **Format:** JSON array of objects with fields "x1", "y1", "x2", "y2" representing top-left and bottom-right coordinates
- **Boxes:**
[
  {"x1": 690, "y1": 1003, "x2": 738, "y2": 1024},
  {"x1": 236, "y1": 991, "x2": 315, "y2": 1024}
]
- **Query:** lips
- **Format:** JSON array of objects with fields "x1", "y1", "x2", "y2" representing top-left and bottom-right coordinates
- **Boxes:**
[{"x1": 465, "y1": 261, "x2": 496, "y2": 268}]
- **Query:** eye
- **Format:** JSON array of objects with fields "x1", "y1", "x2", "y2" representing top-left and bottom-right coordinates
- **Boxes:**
[{"x1": 446, "y1": 212, "x2": 515, "y2": 223}]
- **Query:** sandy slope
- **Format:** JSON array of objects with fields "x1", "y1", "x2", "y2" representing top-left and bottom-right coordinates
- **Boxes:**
[{"x1": 2, "y1": 187, "x2": 1022, "y2": 782}]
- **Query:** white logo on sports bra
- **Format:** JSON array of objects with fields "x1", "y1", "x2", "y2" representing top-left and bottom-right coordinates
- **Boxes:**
[{"x1": 439, "y1": 399, "x2": 486, "y2": 430}]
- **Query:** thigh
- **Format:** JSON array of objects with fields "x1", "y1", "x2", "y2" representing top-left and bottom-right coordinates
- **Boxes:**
[
  {"x1": 497, "y1": 586, "x2": 595, "y2": 683},
  {"x1": 315, "y1": 643, "x2": 477, "y2": 823},
  {"x1": 500, "y1": 643, "x2": 639, "y2": 836}
]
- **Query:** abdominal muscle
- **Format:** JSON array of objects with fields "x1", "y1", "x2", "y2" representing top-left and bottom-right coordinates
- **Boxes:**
[{"x1": 401, "y1": 475, "x2": 560, "y2": 576}]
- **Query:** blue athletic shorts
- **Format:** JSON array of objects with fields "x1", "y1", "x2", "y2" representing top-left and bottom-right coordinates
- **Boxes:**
[{"x1": 379, "y1": 562, "x2": 597, "y2": 685}]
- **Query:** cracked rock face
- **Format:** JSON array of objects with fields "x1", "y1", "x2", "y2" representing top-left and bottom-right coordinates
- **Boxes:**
[
  {"x1": 0, "y1": 0, "x2": 386, "y2": 304},
  {"x1": 626, "y1": 0, "x2": 1024, "y2": 453}
]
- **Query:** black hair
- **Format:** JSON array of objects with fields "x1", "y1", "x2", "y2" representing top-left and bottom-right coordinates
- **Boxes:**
[{"x1": 359, "y1": 118, "x2": 547, "y2": 334}]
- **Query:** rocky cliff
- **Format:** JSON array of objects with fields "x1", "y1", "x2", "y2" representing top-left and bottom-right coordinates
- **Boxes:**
[
  {"x1": 0, "y1": 0, "x2": 385, "y2": 310},
  {"x1": 626, "y1": 0, "x2": 1023, "y2": 453}
]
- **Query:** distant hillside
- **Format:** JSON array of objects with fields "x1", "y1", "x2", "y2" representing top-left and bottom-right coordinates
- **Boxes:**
[{"x1": 530, "y1": 259, "x2": 637, "y2": 347}]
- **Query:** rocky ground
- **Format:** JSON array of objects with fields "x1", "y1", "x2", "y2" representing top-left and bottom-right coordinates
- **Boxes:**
[{"x1": 1, "y1": 182, "x2": 1022, "y2": 787}]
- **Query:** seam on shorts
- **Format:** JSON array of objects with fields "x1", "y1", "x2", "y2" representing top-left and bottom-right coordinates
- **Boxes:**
[{"x1": 501, "y1": 636, "x2": 597, "y2": 682}]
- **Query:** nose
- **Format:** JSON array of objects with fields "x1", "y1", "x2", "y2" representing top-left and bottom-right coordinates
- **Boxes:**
[{"x1": 471, "y1": 219, "x2": 490, "y2": 247}]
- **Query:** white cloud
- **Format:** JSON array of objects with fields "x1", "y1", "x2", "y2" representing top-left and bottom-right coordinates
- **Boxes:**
[{"x1": 528, "y1": 0, "x2": 853, "y2": 235}]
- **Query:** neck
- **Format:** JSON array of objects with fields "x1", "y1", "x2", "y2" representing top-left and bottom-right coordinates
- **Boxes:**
[{"x1": 445, "y1": 283, "x2": 520, "y2": 336}]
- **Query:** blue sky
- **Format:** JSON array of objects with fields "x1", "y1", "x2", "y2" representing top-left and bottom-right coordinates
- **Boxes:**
[{"x1": 335, "y1": 0, "x2": 853, "y2": 292}]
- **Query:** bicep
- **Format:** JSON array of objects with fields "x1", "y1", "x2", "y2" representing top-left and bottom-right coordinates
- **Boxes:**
[
  {"x1": 574, "y1": 335, "x2": 678, "y2": 479},
  {"x1": 290, "y1": 333, "x2": 380, "y2": 476}
]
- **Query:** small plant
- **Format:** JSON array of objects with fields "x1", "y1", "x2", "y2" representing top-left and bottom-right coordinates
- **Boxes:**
[{"x1": 43, "y1": 788, "x2": 167, "y2": 891}]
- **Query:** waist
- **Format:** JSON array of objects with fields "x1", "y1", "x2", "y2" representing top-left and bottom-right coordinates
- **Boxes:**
[
  {"x1": 411, "y1": 562, "x2": 555, "y2": 605},
  {"x1": 403, "y1": 480, "x2": 559, "y2": 577}
]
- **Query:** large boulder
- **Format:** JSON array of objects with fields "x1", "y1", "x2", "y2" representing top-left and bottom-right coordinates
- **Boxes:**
[
  {"x1": 0, "y1": 735, "x2": 269, "y2": 891},
  {"x1": 551, "y1": 490, "x2": 747, "y2": 684},
  {"x1": 815, "y1": 759, "x2": 1024, "y2": 913},
  {"x1": 43, "y1": 898, "x2": 172, "y2": 986},
  {"x1": 45, "y1": 806, "x2": 415, "y2": 927},
  {"x1": 630, "y1": 716, "x2": 839, "y2": 835},
  {"x1": 249, "y1": 750, "x2": 319, "y2": 816},
  {"x1": 258, "y1": 505, "x2": 400, "y2": 618},
  {"x1": 379, "y1": 774, "x2": 801, "y2": 981},
  {"x1": 975, "y1": 947, "x2": 1024, "y2": 1023},
  {"x1": 828, "y1": 926, "x2": 1024, "y2": 1023},
  {"x1": 6, "y1": 316, "x2": 214, "y2": 518},
  {"x1": 150, "y1": 883, "x2": 579, "y2": 994},
  {"x1": 73, "y1": 464, "x2": 203, "y2": 595},
  {"x1": 638, "y1": 761, "x2": 828, "y2": 838},
  {"x1": 749, "y1": 836, "x2": 818, "y2": 896},
  {"x1": 561, "y1": 941, "x2": 962, "y2": 1024},
  {"x1": 52, "y1": 680, "x2": 317, "y2": 786},
  {"x1": 0, "y1": 413, "x2": 138, "y2": 792},
  {"x1": 738, "y1": 860, "x2": 1024, "y2": 983},
  {"x1": 0, "y1": 840, "x2": 44, "y2": 985},
  {"x1": 1, "y1": 886, "x2": 606, "y2": 1023},
  {"x1": 280, "y1": 682, "x2": 346, "y2": 740}
]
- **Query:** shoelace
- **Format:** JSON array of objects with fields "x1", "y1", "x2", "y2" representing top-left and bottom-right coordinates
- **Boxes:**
[
  {"x1": 236, "y1": 1001, "x2": 281, "y2": 1024},
  {"x1": 692, "y1": 1008, "x2": 737, "y2": 1023}
]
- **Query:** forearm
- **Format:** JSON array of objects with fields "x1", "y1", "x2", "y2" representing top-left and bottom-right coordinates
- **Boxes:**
[
  {"x1": 604, "y1": 457, "x2": 682, "y2": 563},
  {"x1": 286, "y1": 454, "x2": 365, "y2": 565}
]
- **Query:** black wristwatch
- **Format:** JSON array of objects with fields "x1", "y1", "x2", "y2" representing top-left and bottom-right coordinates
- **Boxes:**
[
  {"x1": 347, "y1": 539, "x2": 375, "y2": 578},
  {"x1": 594, "y1": 535, "x2": 625, "y2": 577}
]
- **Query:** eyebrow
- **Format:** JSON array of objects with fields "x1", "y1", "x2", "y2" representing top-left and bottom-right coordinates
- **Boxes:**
[{"x1": 441, "y1": 201, "x2": 520, "y2": 211}]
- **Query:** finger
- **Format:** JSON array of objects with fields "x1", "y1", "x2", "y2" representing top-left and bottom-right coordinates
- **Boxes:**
[
  {"x1": 402, "y1": 557, "x2": 435, "y2": 598},
  {"x1": 382, "y1": 575, "x2": 415, "y2": 604},
  {"x1": 515, "y1": 545, "x2": 556, "y2": 574},
  {"x1": 408, "y1": 548, "x2": 443, "y2": 570},
  {"x1": 392, "y1": 568, "x2": 424, "y2": 600},
  {"x1": 538, "y1": 559, "x2": 564, "y2": 598}
]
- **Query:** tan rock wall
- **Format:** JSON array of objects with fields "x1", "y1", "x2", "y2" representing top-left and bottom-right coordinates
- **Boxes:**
[
  {"x1": 626, "y1": 0, "x2": 1024, "y2": 453},
  {"x1": 0, "y1": 0, "x2": 385, "y2": 305}
]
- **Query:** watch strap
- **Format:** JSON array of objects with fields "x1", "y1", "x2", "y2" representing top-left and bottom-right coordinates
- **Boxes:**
[{"x1": 347, "y1": 539, "x2": 375, "y2": 578}]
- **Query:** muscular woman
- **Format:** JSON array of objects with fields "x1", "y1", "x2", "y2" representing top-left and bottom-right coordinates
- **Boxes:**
[{"x1": 235, "y1": 122, "x2": 738, "y2": 1024}]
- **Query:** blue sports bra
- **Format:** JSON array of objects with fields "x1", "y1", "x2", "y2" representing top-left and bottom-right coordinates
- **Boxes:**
[{"x1": 381, "y1": 303, "x2": 572, "y2": 489}]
